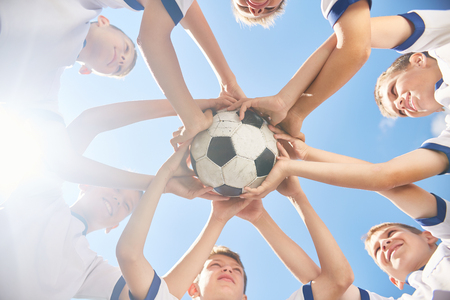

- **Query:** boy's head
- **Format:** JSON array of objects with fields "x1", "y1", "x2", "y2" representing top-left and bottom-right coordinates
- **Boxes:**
[
  {"x1": 71, "y1": 185, "x2": 143, "y2": 234},
  {"x1": 77, "y1": 15, "x2": 138, "y2": 78},
  {"x1": 364, "y1": 222, "x2": 438, "y2": 289},
  {"x1": 374, "y1": 52, "x2": 444, "y2": 119},
  {"x1": 189, "y1": 246, "x2": 247, "y2": 300},
  {"x1": 232, "y1": 0, "x2": 286, "y2": 29}
]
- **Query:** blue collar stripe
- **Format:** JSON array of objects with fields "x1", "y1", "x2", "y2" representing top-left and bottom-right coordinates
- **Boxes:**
[
  {"x1": 327, "y1": 0, "x2": 372, "y2": 27},
  {"x1": 161, "y1": 0, "x2": 184, "y2": 25},
  {"x1": 416, "y1": 193, "x2": 447, "y2": 226},
  {"x1": 358, "y1": 288, "x2": 370, "y2": 300},
  {"x1": 124, "y1": 0, "x2": 144, "y2": 11},
  {"x1": 436, "y1": 78, "x2": 444, "y2": 91},
  {"x1": 70, "y1": 211, "x2": 88, "y2": 235},
  {"x1": 111, "y1": 276, "x2": 126, "y2": 300},
  {"x1": 393, "y1": 12, "x2": 425, "y2": 52},
  {"x1": 302, "y1": 283, "x2": 314, "y2": 300}
]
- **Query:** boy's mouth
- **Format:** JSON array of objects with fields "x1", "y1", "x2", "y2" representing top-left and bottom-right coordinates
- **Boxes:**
[
  {"x1": 387, "y1": 243, "x2": 402, "y2": 262},
  {"x1": 103, "y1": 198, "x2": 113, "y2": 216},
  {"x1": 108, "y1": 48, "x2": 117, "y2": 66}
]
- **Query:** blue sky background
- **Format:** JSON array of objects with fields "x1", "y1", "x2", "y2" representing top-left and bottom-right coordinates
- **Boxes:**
[{"x1": 58, "y1": 1, "x2": 450, "y2": 299}]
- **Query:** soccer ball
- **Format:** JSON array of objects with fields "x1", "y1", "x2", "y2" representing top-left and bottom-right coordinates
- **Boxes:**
[{"x1": 190, "y1": 109, "x2": 278, "y2": 197}]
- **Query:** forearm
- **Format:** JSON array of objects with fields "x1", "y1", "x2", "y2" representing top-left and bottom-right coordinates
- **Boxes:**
[
  {"x1": 116, "y1": 168, "x2": 171, "y2": 299},
  {"x1": 181, "y1": 1, "x2": 237, "y2": 88},
  {"x1": 287, "y1": 149, "x2": 447, "y2": 191},
  {"x1": 67, "y1": 100, "x2": 178, "y2": 154},
  {"x1": 303, "y1": 145, "x2": 369, "y2": 165},
  {"x1": 55, "y1": 154, "x2": 153, "y2": 191},
  {"x1": 164, "y1": 214, "x2": 226, "y2": 299},
  {"x1": 290, "y1": 191, "x2": 353, "y2": 298},
  {"x1": 139, "y1": 4, "x2": 204, "y2": 128},
  {"x1": 253, "y1": 210, "x2": 320, "y2": 283},
  {"x1": 278, "y1": 34, "x2": 337, "y2": 109}
]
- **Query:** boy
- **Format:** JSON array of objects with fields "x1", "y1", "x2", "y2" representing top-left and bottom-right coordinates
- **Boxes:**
[
  {"x1": 117, "y1": 140, "x2": 354, "y2": 300},
  {"x1": 0, "y1": 99, "x2": 230, "y2": 300},
  {"x1": 245, "y1": 128, "x2": 450, "y2": 299},
  {"x1": 228, "y1": 0, "x2": 371, "y2": 138},
  {"x1": 241, "y1": 10, "x2": 450, "y2": 197}
]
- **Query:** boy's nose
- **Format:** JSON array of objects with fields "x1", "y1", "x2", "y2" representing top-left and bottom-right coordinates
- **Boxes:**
[
  {"x1": 119, "y1": 55, "x2": 125, "y2": 65},
  {"x1": 393, "y1": 97, "x2": 404, "y2": 110},
  {"x1": 249, "y1": 7, "x2": 263, "y2": 16},
  {"x1": 381, "y1": 239, "x2": 391, "y2": 251}
]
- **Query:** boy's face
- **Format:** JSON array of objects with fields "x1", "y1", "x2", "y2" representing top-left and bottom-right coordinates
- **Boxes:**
[
  {"x1": 232, "y1": 0, "x2": 283, "y2": 18},
  {"x1": 78, "y1": 185, "x2": 141, "y2": 232},
  {"x1": 367, "y1": 225, "x2": 436, "y2": 284},
  {"x1": 380, "y1": 54, "x2": 443, "y2": 118},
  {"x1": 194, "y1": 254, "x2": 247, "y2": 300},
  {"x1": 81, "y1": 17, "x2": 135, "y2": 76}
]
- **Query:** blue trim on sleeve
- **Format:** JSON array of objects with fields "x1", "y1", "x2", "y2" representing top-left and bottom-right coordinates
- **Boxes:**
[
  {"x1": 358, "y1": 288, "x2": 370, "y2": 300},
  {"x1": 436, "y1": 78, "x2": 444, "y2": 91},
  {"x1": 124, "y1": 0, "x2": 144, "y2": 11},
  {"x1": 111, "y1": 276, "x2": 126, "y2": 300},
  {"x1": 302, "y1": 283, "x2": 314, "y2": 300},
  {"x1": 129, "y1": 271, "x2": 162, "y2": 300},
  {"x1": 327, "y1": 0, "x2": 372, "y2": 27},
  {"x1": 420, "y1": 143, "x2": 450, "y2": 174},
  {"x1": 393, "y1": 12, "x2": 425, "y2": 52},
  {"x1": 416, "y1": 194, "x2": 447, "y2": 227},
  {"x1": 161, "y1": 0, "x2": 184, "y2": 25}
]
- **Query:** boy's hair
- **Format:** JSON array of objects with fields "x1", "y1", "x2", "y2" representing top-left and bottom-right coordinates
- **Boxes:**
[
  {"x1": 374, "y1": 52, "x2": 433, "y2": 118},
  {"x1": 194, "y1": 245, "x2": 248, "y2": 293},
  {"x1": 90, "y1": 22, "x2": 138, "y2": 78},
  {"x1": 232, "y1": 0, "x2": 286, "y2": 29},
  {"x1": 363, "y1": 222, "x2": 423, "y2": 255}
]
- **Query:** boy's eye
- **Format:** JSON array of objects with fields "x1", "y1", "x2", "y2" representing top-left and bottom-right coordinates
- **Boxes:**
[
  {"x1": 265, "y1": 7, "x2": 275, "y2": 12},
  {"x1": 233, "y1": 268, "x2": 242, "y2": 274},
  {"x1": 116, "y1": 66, "x2": 122, "y2": 74},
  {"x1": 387, "y1": 230, "x2": 396, "y2": 237},
  {"x1": 374, "y1": 246, "x2": 380, "y2": 257},
  {"x1": 398, "y1": 110, "x2": 407, "y2": 117}
]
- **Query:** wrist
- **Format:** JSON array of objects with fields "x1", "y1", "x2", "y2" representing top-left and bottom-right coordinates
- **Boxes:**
[{"x1": 252, "y1": 209, "x2": 269, "y2": 228}]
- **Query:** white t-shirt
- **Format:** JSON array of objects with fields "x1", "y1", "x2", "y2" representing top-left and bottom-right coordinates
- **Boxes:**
[
  {"x1": 0, "y1": 171, "x2": 124, "y2": 300},
  {"x1": 394, "y1": 10, "x2": 450, "y2": 174},
  {"x1": 358, "y1": 195, "x2": 450, "y2": 300},
  {"x1": 321, "y1": 0, "x2": 372, "y2": 27},
  {"x1": 0, "y1": 0, "x2": 140, "y2": 114}
]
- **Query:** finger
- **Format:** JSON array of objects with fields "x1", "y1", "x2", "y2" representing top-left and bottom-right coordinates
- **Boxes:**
[
  {"x1": 172, "y1": 129, "x2": 182, "y2": 138},
  {"x1": 203, "y1": 109, "x2": 213, "y2": 121},
  {"x1": 200, "y1": 191, "x2": 230, "y2": 201},
  {"x1": 277, "y1": 141, "x2": 290, "y2": 159},
  {"x1": 239, "y1": 103, "x2": 250, "y2": 120},
  {"x1": 268, "y1": 124, "x2": 286, "y2": 134},
  {"x1": 273, "y1": 133, "x2": 297, "y2": 143},
  {"x1": 298, "y1": 132, "x2": 306, "y2": 142},
  {"x1": 170, "y1": 137, "x2": 180, "y2": 151},
  {"x1": 227, "y1": 101, "x2": 242, "y2": 111}
]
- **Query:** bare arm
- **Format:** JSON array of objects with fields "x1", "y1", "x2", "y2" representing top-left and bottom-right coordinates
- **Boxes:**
[
  {"x1": 237, "y1": 199, "x2": 321, "y2": 284},
  {"x1": 180, "y1": 2, "x2": 245, "y2": 99},
  {"x1": 371, "y1": 15, "x2": 415, "y2": 49}
]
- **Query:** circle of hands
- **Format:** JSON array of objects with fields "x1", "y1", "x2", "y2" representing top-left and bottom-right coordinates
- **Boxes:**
[{"x1": 167, "y1": 95, "x2": 310, "y2": 217}]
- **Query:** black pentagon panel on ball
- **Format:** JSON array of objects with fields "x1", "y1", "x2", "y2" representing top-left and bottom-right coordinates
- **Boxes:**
[
  {"x1": 214, "y1": 185, "x2": 242, "y2": 197},
  {"x1": 237, "y1": 110, "x2": 264, "y2": 128},
  {"x1": 190, "y1": 152, "x2": 198, "y2": 176},
  {"x1": 207, "y1": 136, "x2": 236, "y2": 167},
  {"x1": 254, "y1": 148, "x2": 276, "y2": 177}
]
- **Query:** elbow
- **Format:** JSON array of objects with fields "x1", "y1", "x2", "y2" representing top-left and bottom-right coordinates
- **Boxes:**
[
  {"x1": 368, "y1": 163, "x2": 406, "y2": 191},
  {"x1": 116, "y1": 242, "x2": 140, "y2": 267}
]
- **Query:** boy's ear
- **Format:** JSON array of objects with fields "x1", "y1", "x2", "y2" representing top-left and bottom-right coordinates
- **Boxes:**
[
  {"x1": 188, "y1": 283, "x2": 200, "y2": 298},
  {"x1": 422, "y1": 230, "x2": 439, "y2": 247},
  {"x1": 97, "y1": 15, "x2": 110, "y2": 27},
  {"x1": 409, "y1": 52, "x2": 426, "y2": 68},
  {"x1": 389, "y1": 276, "x2": 405, "y2": 290},
  {"x1": 242, "y1": 294, "x2": 248, "y2": 300},
  {"x1": 105, "y1": 224, "x2": 119, "y2": 234},
  {"x1": 79, "y1": 65, "x2": 92, "y2": 75}
]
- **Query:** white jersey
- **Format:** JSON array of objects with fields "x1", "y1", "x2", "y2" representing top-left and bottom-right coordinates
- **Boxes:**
[
  {"x1": 129, "y1": 273, "x2": 177, "y2": 300},
  {"x1": 0, "y1": 0, "x2": 140, "y2": 114},
  {"x1": 321, "y1": 0, "x2": 372, "y2": 27},
  {"x1": 394, "y1": 10, "x2": 450, "y2": 174},
  {"x1": 358, "y1": 195, "x2": 450, "y2": 300},
  {"x1": 0, "y1": 171, "x2": 124, "y2": 300}
]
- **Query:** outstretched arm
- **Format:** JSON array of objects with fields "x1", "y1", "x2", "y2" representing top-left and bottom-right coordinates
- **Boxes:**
[{"x1": 237, "y1": 198, "x2": 321, "y2": 284}]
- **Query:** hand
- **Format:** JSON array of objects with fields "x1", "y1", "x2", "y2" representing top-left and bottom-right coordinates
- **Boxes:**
[
  {"x1": 170, "y1": 110, "x2": 213, "y2": 151},
  {"x1": 196, "y1": 96, "x2": 237, "y2": 112},
  {"x1": 269, "y1": 125, "x2": 308, "y2": 160},
  {"x1": 211, "y1": 197, "x2": 254, "y2": 224},
  {"x1": 220, "y1": 81, "x2": 246, "y2": 100},
  {"x1": 236, "y1": 199, "x2": 265, "y2": 224},
  {"x1": 276, "y1": 176, "x2": 302, "y2": 199},
  {"x1": 165, "y1": 176, "x2": 230, "y2": 201},
  {"x1": 161, "y1": 141, "x2": 195, "y2": 178},
  {"x1": 227, "y1": 94, "x2": 290, "y2": 126},
  {"x1": 242, "y1": 142, "x2": 291, "y2": 199}
]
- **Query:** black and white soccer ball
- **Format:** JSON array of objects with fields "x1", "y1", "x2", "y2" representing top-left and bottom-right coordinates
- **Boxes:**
[{"x1": 190, "y1": 109, "x2": 278, "y2": 197}]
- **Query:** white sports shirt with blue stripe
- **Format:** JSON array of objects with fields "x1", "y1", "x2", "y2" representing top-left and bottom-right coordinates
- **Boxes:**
[
  {"x1": 321, "y1": 0, "x2": 372, "y2": 27},
  {"x1": 391, "y1": 10, "x2": 450, "y2": 175}
]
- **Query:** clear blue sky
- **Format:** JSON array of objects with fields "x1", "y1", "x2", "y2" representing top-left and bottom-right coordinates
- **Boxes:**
[{"x1": 59, "y1": 1, "x2": 450, "y2": 299}]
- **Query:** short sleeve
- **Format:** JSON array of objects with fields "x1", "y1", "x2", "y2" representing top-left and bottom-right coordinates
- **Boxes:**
[
  {"x1": 394, "y1": 10, "x2": 450, "y2": 54},
  {"x1": 160, "y1": 0, "x2": 195, "y2": 25},
  {"x1": 129, "y1": 272, "x2": 178, "y2": 300},
  {"x1": 321, "y1": 0, "x2": 372, "y2": 27},
  {"x1": 416, "y1": 194, "x2": 450, "y2": 246},
  {"x1": 420, "y1": 116, "x2": 450, "y2": 175}
]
